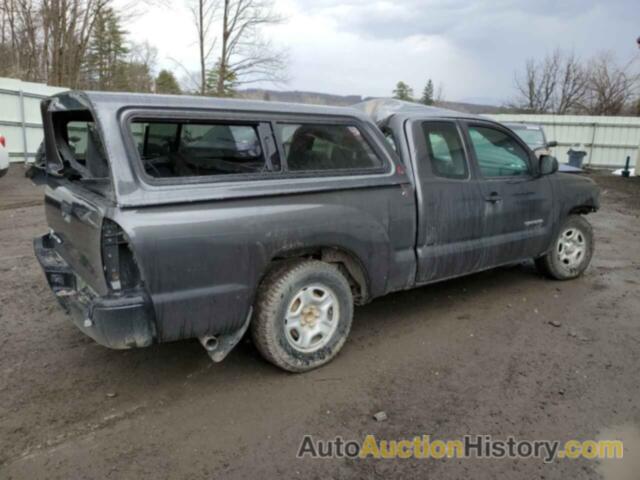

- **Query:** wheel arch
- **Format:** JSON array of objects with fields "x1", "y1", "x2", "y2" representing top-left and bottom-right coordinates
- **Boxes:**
[
  {"x1": 569, "y1": 205, "x2": 597, "y2": 215},
  {"x1": 267, "y1": 246, "x2": 371, "y2": 305}
]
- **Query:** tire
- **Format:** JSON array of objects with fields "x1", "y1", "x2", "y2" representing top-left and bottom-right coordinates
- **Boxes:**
[
  {"x1": 535, "y1": 215, "x2": 594, "y2": 280},
  {"x1": 251, "y1": 260, "x2": 354, "y2": 372}
]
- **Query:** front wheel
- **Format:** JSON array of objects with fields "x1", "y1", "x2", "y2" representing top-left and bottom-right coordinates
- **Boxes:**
[
  {"x1": 535, "y1": 215, "x2": 594, "y2": 280},
  {"x1": 251, "y1": 260, "x2": 354, "y2": 372}
]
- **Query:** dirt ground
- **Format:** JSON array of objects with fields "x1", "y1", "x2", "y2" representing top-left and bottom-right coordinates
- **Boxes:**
[{"x1": 0, "y1": 166, "x2": 639, "y2": 479}]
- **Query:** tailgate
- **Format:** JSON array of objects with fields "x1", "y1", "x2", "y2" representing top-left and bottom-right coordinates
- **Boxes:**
[
  {"x1": 39, "y1": 94, "x2": 114, "y2": 296},
  {"x1": 44, "y1": 178, "x2": 110, "y2": 296}
]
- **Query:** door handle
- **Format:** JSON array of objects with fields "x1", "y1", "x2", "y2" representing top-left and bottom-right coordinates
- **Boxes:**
[{"x1": 485, "y1": 192, "x2": 502, "y2": 203}]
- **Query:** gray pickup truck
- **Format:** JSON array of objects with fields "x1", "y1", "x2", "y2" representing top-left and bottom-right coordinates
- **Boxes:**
[{"x1": 33, "y1": 93, "x2": 599, "y2": 372}]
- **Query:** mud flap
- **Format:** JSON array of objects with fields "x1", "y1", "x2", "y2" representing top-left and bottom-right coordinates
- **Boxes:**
[{"x1": 199, "y1": 308, "x2": 252, "y2": 363}]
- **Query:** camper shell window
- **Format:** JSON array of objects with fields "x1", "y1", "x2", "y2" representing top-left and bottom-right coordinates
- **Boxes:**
[{"x1": 48, "y1": 109, "x2": 112, "y2": 194}]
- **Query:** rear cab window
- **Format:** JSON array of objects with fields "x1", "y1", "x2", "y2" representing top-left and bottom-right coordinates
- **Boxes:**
[{"x1": 277, "y1": 123, "x2": 383, "y2": 172}]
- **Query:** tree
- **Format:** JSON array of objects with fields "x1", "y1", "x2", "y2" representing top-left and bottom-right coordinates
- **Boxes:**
[
  {"x1": 435, "y1": 82, "x2": 445, "y2": 103},
  {"x1": 513, "y1": 50, "x2": 561, "y2": 113},
  {"x1": 185, "y1": 0, "x2": 286, "y2": 96},
  {"x1": 421, "y1": 79, "x2": 434, "y2": 105},
  {"x1": 118, "y1": 41, "x2": 157, "y2": 93},
  {"x1": 155, "y1": 69, "x2": 181, "y2": 94},
  {"x1": 205, "y1": 61, "x2": 237, "y2": 96},
  {"x1": 393, "y1": 81, "x2": 413, "y2": 101},
  {"x1": 214, "y1": 0, "x2": 287, "y2": 96},
  {"x1": 555, "y1": 51, "x2": 589, "y2": 114},
  {"x1": 187, "y1": 0, "x2": 219, "y2": 94},
  {"x1": 42, "y1": 0, "x2": 113, "y2": 87},
  {"x1": 511, "y1": 49, "x2": 639, "y2": 115},
  {"x1": 0, "y1": 0, "x2": 113, "y2": 87},
  {"x1": 85, "y1": 7, "x2": 128, "y2": 90},
  {"x1": 583, "y1": 52, "x2": 638, "y2": 115}
]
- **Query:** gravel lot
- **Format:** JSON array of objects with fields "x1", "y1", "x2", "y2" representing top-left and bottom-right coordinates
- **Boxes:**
[{"x1": 1, "y1": 166, "x2": 639, "y2": 479}]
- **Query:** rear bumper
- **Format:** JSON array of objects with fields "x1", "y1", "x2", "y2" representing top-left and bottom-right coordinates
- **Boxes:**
[{"x1": 34, "y1": 234, "x2": 156, "y2": 349}]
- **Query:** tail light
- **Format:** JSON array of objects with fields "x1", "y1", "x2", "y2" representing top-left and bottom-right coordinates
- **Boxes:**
[
  {"x1": 101, "y1": 219, "x2": 141, "y2": 291},
  {"x1": 0, "y1": 136, "x2": 5, "y2": 147}
]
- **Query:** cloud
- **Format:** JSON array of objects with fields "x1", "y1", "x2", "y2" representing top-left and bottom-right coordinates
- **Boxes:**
[{"x1": 123, "y1": 0, "x2": 640, "y2": 104}]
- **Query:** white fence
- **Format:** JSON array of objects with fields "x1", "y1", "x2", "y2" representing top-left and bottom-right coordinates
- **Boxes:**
[
  {"x1": 0, "y1": 77, "x2": 68, "y2": 163},
  {"x1": 489, "y1": 114, "x2": 640, "y2": 168}
]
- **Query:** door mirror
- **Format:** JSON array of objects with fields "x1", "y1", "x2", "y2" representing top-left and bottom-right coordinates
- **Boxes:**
[
  {"x1": 546, "y1": 140, "x2": 558, "y2": 148},
  {"x1": 539, "y1": 154, "x2": 558, "y2": 175}
]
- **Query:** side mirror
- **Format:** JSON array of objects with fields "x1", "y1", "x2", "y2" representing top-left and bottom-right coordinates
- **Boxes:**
[
  {"x1": 546, "y1": 140, "x2": 558, "y2": 148},
  {"x1": 539, "y1": 154, "x2": 558, "y2": 175}
]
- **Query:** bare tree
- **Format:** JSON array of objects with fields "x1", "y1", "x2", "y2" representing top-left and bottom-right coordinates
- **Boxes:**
[
  {"x1": 0, "y1": 0, "x2": 112, "y2": 87},
  {"x1": 582, "y1": 52, "x2": 639, "y2": 115},
  {"x1": 435, "y1": 81, "x2": 445, "y2": 103},
  {"x1": 512, "y1": 49, "x2": 640, "y2": 115},
  {"x1": 555, "y1": 51, "x2": 589, "y2": 114},
  {"x1": 513, "y1": 50, "x2": 561, "y2": 113},
  {"x1": 42, "y1": 0, "x2": 112, "y2": 87},
  {"x1": 186, "y1": 0, "x2": 219, "y2": 94},
  {"x1": 118, "y1": 40, "x2": 157, "y2": 92},
  {"x1": 214, "y1": 0, "x2": 287, "y2": 96}
]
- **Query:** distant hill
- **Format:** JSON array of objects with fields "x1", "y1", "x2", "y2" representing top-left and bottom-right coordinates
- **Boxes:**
[
  {"x1": 236, "y1": 88, "x2": 514, "y2": 114},
  {"x1": 237, "y1": 88, "x2": 362, "y2": 106}
]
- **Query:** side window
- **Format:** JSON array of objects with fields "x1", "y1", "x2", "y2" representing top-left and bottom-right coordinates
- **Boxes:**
[
  {"x1": 278, "y1": 124, "x2": 382, "y2": 172},
  {"x1": 67, "y1": 121, "x2": 90, "y2": 160},
  {"x1": 61, "y1": 119, "x2": 109, "y2": 179},
  {"x1": 468, "y1": 125, "x2": 530, "y2": 177},
  {"x1": 130, "y1": 120, "x2": 273, "y2": 178},
  {"x1": 382, "y1": 127, "x2": 398, "y2": 153},
  {"x1": 421, "y1": 121, "x2": 468, "y2": 179},
  {"x1": 142, "y1": 123, "x2": 179, "y2": 158}
]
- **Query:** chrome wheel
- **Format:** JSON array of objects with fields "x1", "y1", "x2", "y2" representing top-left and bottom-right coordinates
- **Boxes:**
[
  {"x1": 556, "y1": 227, "x2": 586, "y2": 270},
  {"x1": 284, "y1": 284, "x2": 339, "y2": 353}
]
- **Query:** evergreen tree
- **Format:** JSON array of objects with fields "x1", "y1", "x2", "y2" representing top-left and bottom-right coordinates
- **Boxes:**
[
  {"x1": 206, "y1": 61, "x2": 238, "y2": 97},
  {"x1": 392, "y1": 81, "x2": 414, "y2": 101},
  {"x1": 86, "y1": 8, "x2": 129, "y2": 90},
  {"x1": 421, "y1": 79, "x2": 435, "y2": 106},
  {"x1": 155, "y1": 70, "x2": 182, "y2": 94}
]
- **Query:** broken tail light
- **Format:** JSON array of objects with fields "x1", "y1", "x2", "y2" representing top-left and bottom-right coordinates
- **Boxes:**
[{"x1": 101, "y1": 219, "x2": 141, "y2": 291}]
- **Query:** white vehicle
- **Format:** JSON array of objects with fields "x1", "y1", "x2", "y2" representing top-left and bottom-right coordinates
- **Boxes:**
[{"x1": 0, "y1": 135, "x2": 9, "y2": 177}]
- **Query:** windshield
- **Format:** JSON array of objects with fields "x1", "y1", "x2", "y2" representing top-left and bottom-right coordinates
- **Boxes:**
[{"x1": 510, "y1": 126, "x2": 545, "y2": 149}]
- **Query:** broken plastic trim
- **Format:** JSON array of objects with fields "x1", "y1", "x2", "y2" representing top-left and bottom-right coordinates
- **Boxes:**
[{"x1": 199, "y1": 308, "x2": 252, "y2": 362}]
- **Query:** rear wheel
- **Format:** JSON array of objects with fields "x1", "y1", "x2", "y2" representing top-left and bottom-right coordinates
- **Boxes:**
[
  {"x1": 535, "y1": 215, "x2": 594, "y2": 280},
  {"x1": 251, "y1": 260, "x2": 354, "y2": 372}
]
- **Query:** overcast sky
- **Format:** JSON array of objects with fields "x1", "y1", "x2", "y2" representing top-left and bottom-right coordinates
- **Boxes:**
[{"x1": 126, "y1": 0, "x2": 639, "y2": 104}]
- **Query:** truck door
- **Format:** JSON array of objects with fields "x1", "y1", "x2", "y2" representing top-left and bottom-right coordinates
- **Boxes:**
[
  {"x1": 411, "y1": 120, "x2": 486, "y2": 283},
  {"x1": 462, "y1": 121, "x2": 554, "y2": 267}
]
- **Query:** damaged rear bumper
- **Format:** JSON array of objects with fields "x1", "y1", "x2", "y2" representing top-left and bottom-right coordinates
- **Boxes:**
[{"x1": 34, "y1": 234, "x2": 156, "y2": 349}]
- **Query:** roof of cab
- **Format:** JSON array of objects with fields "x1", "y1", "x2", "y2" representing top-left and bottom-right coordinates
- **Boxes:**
[
  {"x1": 353, "y1": 98, "x2": 482, "y2": 124},
  {"x1": 53, "y1": 90, "x2": 371, "y2": 121}
]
